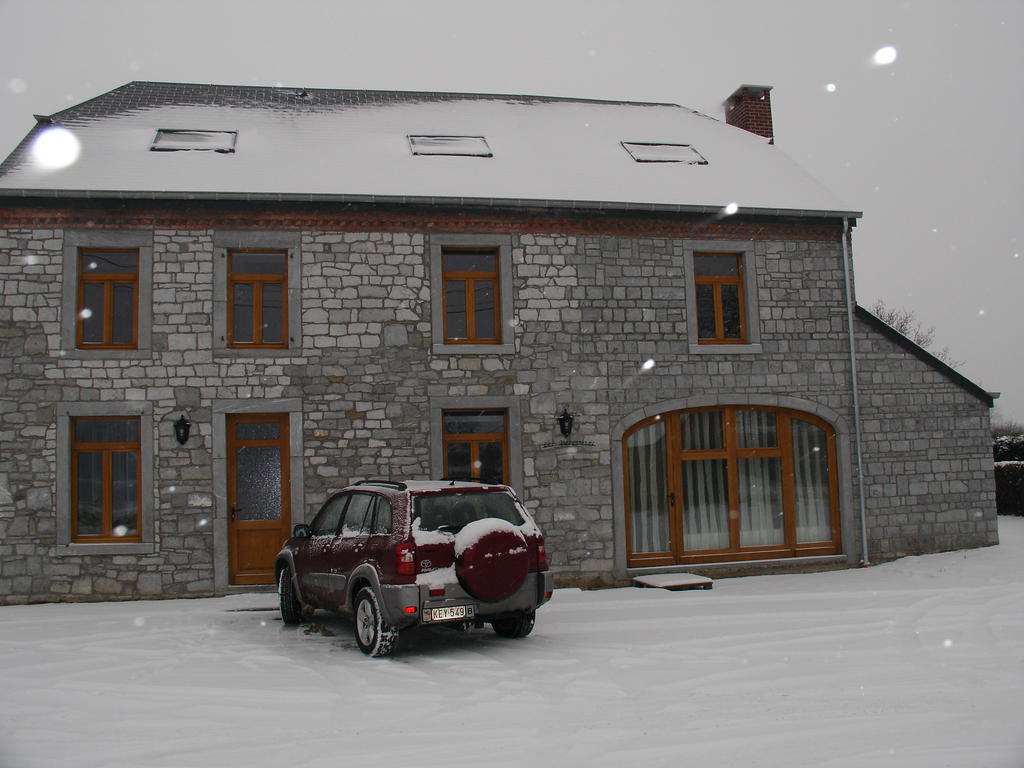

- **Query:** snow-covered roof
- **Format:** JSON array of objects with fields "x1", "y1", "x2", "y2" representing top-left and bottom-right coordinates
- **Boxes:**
[{"x1": 0, "y1": 81, "x2": 859, "y2": 218}]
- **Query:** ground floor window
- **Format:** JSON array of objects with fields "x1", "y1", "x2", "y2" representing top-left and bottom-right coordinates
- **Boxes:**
[
  {"x1": 442, "y1": 409, "x2": 508, "y2": 484},
  {"x1": 624, "y1": 406, "x2": 841, "y2": 566},
  {"x1": 71, "y1": 416, "x2": 141, "y2": 542}
]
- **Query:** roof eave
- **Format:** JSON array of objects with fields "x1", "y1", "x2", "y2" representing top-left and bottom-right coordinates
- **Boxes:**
[{"x1": 0, "y1": 187, "x2": 864, "y2": 220}]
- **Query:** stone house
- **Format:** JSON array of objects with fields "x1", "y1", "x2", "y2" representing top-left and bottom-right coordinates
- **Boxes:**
[{"x1": 0, "y1": 81, "x2": 998, "y2": 603}]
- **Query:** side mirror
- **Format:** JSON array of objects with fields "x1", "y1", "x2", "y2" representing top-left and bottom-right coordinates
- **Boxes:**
[{"x1": 292, "y1": 524, "x2": 311, "y2": 539}]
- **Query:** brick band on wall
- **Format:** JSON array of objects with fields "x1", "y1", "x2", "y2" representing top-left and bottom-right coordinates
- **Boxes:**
[{"x1": 0, "y1": 203, "x2": 846, "y2": 242}]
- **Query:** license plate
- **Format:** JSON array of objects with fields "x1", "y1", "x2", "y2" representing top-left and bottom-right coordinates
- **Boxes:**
[{"x1": 428, "y1": 605, "x2": 471, "y2": 623}]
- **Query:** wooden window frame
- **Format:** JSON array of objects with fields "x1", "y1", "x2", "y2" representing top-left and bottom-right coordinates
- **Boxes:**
[
  {"x1": 75, "y1": 248, "x2": 139, "y2": 349},
  {"x1": 441, "y1": 247, "x2": 502, "y2": 345},
  {"x1": 442, "y1": 409, "x2": 510, "y2": 484},
  {"x1": 70, "y1": 416, "x2": 142, "y2": 543},
  {"x1": 227, "y1": 249, "x2": 289, "y2": 349},
  {"x1": 623, "y1": 406, "x2": 841, "y2": 567},
  {"x1": 694, "y1": 252, "x2": 746, "y2": 345}
]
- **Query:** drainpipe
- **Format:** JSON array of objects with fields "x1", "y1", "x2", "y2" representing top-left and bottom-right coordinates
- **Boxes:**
[{"x1": 840, "y1": 217, "x2": 871, "y2": 566}]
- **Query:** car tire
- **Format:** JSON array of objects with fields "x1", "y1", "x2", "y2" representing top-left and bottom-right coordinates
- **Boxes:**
[
  {"x1": 279, "y1": 566, "x2": 304, "y2": 625},
  {"x1": 491, "y1": 610, "x2": 535, "y2": 638},
  {"x1": 353, "y1": 587, "x2": 399, "y2": 657}
]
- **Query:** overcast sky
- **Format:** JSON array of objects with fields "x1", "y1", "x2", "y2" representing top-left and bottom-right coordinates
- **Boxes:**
[{"x1": 2, "y1": 0, "x2": 1021, "y2": 420}]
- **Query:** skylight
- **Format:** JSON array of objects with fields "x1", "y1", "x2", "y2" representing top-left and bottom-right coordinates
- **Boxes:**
[
  {"x1": 408, "y1": 135, "x2": 492, "y2": 157},
  {"x1": 622, "y1": 142, "x2": 707, "y2": 164},
  {"x1": 151, "y1": 130, "x2": 237, "y2": 153}
]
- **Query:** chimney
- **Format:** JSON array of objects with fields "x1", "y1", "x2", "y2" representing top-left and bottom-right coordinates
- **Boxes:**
[{"x1": 723, "y1": 84, "x2": 774, "y2": 142}]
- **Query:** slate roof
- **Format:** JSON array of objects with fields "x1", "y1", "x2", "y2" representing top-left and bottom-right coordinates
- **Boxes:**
[{"x1": 0, "y1": 81, "x2": 859, "y2": 217}]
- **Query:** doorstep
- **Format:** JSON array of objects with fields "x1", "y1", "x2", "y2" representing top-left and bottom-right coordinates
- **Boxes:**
[{"x1": 633, "y1": 573, "x2": 713, "y2": 591}]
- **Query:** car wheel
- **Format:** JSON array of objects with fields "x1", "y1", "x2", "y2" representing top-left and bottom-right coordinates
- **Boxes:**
[
  {"x1": 279, "y1": 566, "x2": 304, "y2": 625},
  {"x1": 491, "y1": 610, "x2": 535, "y2": 638},
  {"x1": 353, "y1": 587, "x2": 399, "y2": 657}
]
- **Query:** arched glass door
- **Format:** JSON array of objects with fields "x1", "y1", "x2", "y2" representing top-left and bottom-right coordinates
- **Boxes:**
[{"x1": 624, "y1": 406, "x2": 841, "y2": 567}]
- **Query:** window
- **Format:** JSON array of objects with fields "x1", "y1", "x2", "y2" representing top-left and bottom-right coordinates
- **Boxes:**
[
  {"x1": 409, "y1": 135, "x2": 492, "y2": 157},
  {"x1": 151, "y1": 129, "x2": 237, "y2": 153},
  {"x1": 56, "y1": 402, "x2": 154, "y2": 554},
  {"x1": 310, "y1": 494, "x2": 347, "y2": 536},
  {"x1": 684, "y1": 242, "x2": 760, "y2": 353},
  {"x1": 76, "y1": 248, "x2": 139, "y2": 349},
  {"x1": 62, "y1": 230, "x2": 152, "y2": 356},
  {"x1": 694, "y1": 253, "x2": 745, "y2": 344},
  {"x1": 71, "y1": 416, "x2": 141, "y2": 542},
  {"x1": 622, "y1": 142, "x2": 707, "y2": 164},
  {"x1": 624, "y1": 406, "x2": 841, "y2": 567},
  {"x1": 370, "y1": 497, "x2": 394, "y2": 535},
  {"x1": 340, "y1": 493, "x2": 376, "y2": 537},
  {"x1": 442, "y1": 409, "x2": 509, "y2": 484},
  {"x1": 227, "y1": 249, "x2": 288, "y2": 348},
  {"x1": 442, "y1": 248, "x2": 501, "y2": 345},
  {"x1": 213, "y1": 232, "x2": 301, "y2": 355},
  {"x1": 429, "y1": 234, "x2": 514, "y2": 354}
]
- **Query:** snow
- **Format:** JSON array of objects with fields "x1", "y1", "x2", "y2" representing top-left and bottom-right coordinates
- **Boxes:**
[
  {"x1": 454, "y1": 517, "x2": 524, "y2": 557},
  {"x1": 415, "y1": 565, "x2": 456, "y2": 589},
  {"x1": 0, "y1": 89, "x2": 856, "y2": 216},
  {"x1": 633, "y1": 572, "x2": 713, "y2": 589},
  {"x1": 2, "y1": 517, "x2": 1022, "y2": 768}
]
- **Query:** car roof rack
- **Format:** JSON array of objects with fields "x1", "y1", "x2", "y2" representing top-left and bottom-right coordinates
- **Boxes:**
[
  {"x1": 439, "y1": 476, "x2": 505, "y2": 487},
  {"x1": 353, "y1": 480, "x2": 408, "y2": 490}
]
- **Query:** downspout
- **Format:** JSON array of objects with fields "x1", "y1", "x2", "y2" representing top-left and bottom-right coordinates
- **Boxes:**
[{"x1": 840, "y1": 217, "x2": 871, "y2": 566}]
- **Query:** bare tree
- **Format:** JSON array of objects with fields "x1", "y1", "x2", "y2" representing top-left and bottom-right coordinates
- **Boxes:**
[{"x1": 869, "y1": 299, "x2": 963, "y2": 368}]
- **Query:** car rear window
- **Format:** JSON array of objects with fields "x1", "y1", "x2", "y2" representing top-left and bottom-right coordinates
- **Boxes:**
[{"x1": 414, "y1": 491, "x2": 525, "y2": 532}]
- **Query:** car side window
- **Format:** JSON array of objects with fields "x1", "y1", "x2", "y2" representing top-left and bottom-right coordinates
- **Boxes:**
[
  {"x1": 310, "y1": 493, "x2": 347, "y2": 536},
  {"x1": 340, "y1": 493, "x2": 374, "y2": 537},
  {"x1": 370, "y1": 496, "x2": 394, "y2": 535}
]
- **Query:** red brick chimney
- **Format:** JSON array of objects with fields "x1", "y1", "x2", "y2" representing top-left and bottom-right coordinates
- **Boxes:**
[{"x1": 724, "y1": 84, "x2": 774, "y2": 142}]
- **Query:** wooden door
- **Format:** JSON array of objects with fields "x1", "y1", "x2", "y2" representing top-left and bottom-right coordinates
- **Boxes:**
[{"x1": 227, "y1": 413, "x2": 291, "y2": 585}]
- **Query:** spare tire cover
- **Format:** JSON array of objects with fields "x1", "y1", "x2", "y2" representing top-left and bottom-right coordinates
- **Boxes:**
[{"x1": 454, "y1": 519, "x2": 529, "y2": 603}]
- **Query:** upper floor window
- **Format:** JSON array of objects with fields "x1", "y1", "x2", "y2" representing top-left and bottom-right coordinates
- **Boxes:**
[
  {"x1": 441, "y1": 248, "x2": 501, "y2": 345},
  {"x1": 71, "y1": 416, "x2": 141, "y2": 543},
  {"x1": 76, "y1": 248, "x2": 139, "y2": 349},
  {"x1": 694, "y1": 253, "x2": 745, "y2": 344},
  {"x1": 228, "y1": 249, "x2": 288, "y2": 349},
  {"x1": 442, "y1": 409, "x2": 508, "y2": 484}
]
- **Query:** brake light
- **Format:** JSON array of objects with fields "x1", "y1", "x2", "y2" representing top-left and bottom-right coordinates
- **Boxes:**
[
  {"x1": 396, "y1": 541, "x2": 416, "y2": 576},
  {"x1": 536, "y1": 538, "x2": 548, "y2": 570}
]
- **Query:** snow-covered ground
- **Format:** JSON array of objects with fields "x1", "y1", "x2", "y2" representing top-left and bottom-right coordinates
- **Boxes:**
[{"x1": 3, "y1": 519, "x2": 1023, "y2": 768}]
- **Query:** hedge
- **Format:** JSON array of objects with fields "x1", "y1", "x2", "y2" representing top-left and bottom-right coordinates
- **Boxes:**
[
  {"x1": 994, "y1": 435, "x2": 1024, "y2": 462},
  {"x1": 995, "y1": 463, "x2": 1024, "y2": 516}
]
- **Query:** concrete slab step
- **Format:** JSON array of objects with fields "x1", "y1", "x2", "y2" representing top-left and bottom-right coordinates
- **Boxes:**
[{"x1": 633, "y1": 573, "x2": 713, "y2": 591}]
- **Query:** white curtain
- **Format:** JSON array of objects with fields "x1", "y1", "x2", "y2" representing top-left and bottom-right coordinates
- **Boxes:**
[
  {"x1": 739, "y1": 457, "x2": 784, "y2": 546},
  {"x1": 737, "y1": 409, "x2": 776, "y2": 448},
  {"x1": 680, "y1": 410, "x2": 722, "y2": 450},
  {"x1": 792, "y1": 419, "x2": 832, "y2": 542},
  {"x1": 682, "y1": 459, "x2": 730, "y2": 550},
  {"x1": 628, "y1": 422, "x2": 669, "y2": 554}
]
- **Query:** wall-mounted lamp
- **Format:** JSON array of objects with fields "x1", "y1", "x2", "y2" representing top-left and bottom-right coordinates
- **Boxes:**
[
  {"x1": 173, "y1": 414, "x2": 191, "y2": 445},
  {"x1": 557, "y1": 408, "x2": 574, "y2": 439}
]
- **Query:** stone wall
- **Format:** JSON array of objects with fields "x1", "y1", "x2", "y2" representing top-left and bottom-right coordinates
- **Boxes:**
[
  {"x1": 854, "y1": 315, "x2": 998, "y2": 560},
  {"x1": 0, "y1": 216, "x2": 999, "y2": 603}
]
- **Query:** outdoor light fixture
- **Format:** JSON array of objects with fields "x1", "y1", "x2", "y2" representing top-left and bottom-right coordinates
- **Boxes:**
[
  {"x1": 173, "y1": 414, "x2": 191, "y2": 445},
  {"x1": 558, "y1": 408, "x2": 574, "y2": 439}
]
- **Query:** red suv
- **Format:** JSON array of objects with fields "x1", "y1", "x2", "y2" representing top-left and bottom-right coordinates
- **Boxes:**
[{"x1": 275, "y1": 480, "x2": 554, "y2": 656}]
